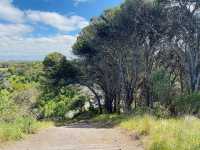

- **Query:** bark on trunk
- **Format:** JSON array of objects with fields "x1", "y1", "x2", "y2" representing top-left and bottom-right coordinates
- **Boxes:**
[
  {"x1": 85, "y1": 85, "x2": 102, "y2": 114},
  {"x1": 105, "y1": 96, "x2": 113, "y2": 113}
]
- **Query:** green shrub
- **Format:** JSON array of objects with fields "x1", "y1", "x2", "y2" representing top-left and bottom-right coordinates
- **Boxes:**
[
  {"x1": 0, "y1": 117, "x2": 52, "y2": 142},
  {"x1": 0, "y1": 62, "x2": 52, "y2": 143},
  {"x1": 174, "y1": 92, "x2": 200, "y2": 116},
  {"x1": 133, "y1": 103, "x2": 170, "y2": 118},
  {"x1": 153, "y1": 102, "x2": 170, "y2": 118},
  {"x1": 43, "y1": 100, "x2": 57, "y2": 118},
  {"x1": 0, "y1": 90, "x2": 18, "y2": 122},
  {"x1": 39, "y1": 87, "x2": 89, "y2": 120},
  {"x1": 151, "y1": 68, "x2": 173, "y2": 105},
  {"x1": 68, "y1": 95, "x2": 87, "y2": 111},
  {"x1": 0, "y1": 117, "x2": 36, "y2": 142},
  {"x1": 15, "y1": 117, "x2": 37, "y2": 134},
  {"x1": 54, "y1": 101, "x2": 67, "y2": 119},
  {"x1": 133, "y1": 107, "x2": 152, "y2": 116},
  {"x1": 0, "y1": 123, "x2": 24, "y2": 142}
]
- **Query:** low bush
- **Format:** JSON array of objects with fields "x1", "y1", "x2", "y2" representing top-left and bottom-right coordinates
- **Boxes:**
[
  {"x1": 0, "y1": 89, "x2": 52, "y2": 143},
  {"x1": 152, "y1": 102, "x2": 170, "y2": 118},
  {"x1": 174, "y1": 92, "x2": 200, "y2": 116},
  {"x1": 38, "y1": 87, "x2": 89, "y2": 120},
  {"x1": 133, "y1": 103, "x2": 170, "y2": 118},
  {"x1": 0, "y1": 117, "x2": 52, "y2": 143},
  {"x1": 0, "y1": 90, "x2": 18, "y2": 122}
]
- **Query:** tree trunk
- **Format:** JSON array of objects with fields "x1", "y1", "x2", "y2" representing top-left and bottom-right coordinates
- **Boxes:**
[
  {"x1": 113, "y1": 95, "x2": 117, "y2": 113},
  {"x1": 85, "y1": 85, "x2": 102, "y2": 114},
  {"x1": 105, "y1": 96, "x2": 113, "y2": 113},
  {"x1": 117, "y1": 95, "x2": 121, "y2": 114},
  {"x1": 123, "y1": 89, "x2": 134, "y2": 114},
  {"x1": 104, "y1": 91, "x2": 115, "y2": 113},
  {"x1": 124, "y1": 102, "x2": 132, "y2": 114}
]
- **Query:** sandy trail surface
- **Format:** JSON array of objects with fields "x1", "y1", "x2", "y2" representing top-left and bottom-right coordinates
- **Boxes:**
[{"x1": 1, "y1": 121, "x2": 143, "y2": 150}]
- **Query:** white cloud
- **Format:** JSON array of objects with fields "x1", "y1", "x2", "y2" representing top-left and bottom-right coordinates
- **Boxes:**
[
  {"x1": 0, "y1": 34, "x2": 77, "y2": 60},
  {"x1": 0, "y1": 0, "x2": 89, "y2": 32},
  {"x1": 0, "y1": 24, "x2": 32, "y2": 37},
  {"x1": 0, "y1": 0, "x2": 25, "y2": 23},
  {"x1": 26, "y1": 10, "x2": 89, "y2": 32},
  {"x1": 0, "y1": 22, "x2": 78, "y2": 60},
  {"x1": 73, "y1": 0, "x2": 93, "y2": 5},
  {"x1": 0, "y1": 0, "x2": 89, "y2": 60}
]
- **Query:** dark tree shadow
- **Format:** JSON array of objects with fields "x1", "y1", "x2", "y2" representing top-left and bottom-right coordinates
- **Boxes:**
[{"x1": 63, "y1": 119, "x2": 117, "y2": 129}]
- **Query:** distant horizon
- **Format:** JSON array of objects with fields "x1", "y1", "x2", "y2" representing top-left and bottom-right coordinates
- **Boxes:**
[{"x1": 0, "y1": 52, "x2": 75, "y2": 62}]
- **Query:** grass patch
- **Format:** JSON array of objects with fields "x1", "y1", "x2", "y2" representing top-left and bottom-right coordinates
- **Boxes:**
[
  {"x1": 90, "y1": 114, "x2": 200, "y2": 150},
  {"x1": 0, "y1": 117, "x2": 53, "y2": 143},
  {"x1": 0, "y1": 68, "x2": 8, "y2": 72},
  {"x1": 91, "y1": 114, "x2": 127, "y2": 127},
  {"x1": 34, "y1": 121, "x2": 54, "y2": 130},
  {"x1": 120, "y1": 115, "x2": 200, "y2": 150}
]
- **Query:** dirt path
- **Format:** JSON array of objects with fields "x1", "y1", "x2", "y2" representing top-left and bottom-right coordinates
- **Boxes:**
[{"x1": 0, "y1": 121, "x2": 143, "y2": 150}]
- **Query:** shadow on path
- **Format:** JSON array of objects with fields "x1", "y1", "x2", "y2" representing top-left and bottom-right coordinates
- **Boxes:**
[{"x1": 63, "y1": 120, "x2": 116, "y2": 129}]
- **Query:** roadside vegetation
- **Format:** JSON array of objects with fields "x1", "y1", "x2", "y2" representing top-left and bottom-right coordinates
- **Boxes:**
[
  {"x1": 120, "y1": 115, "x2": 200, "y2": 150},
  {"x1": 0, "y1": 60, "x2": 88, "y2": 144},
  {"x1": 0, "y1": 117, "x2": 53, "y2": 142},
  {"x1": 91, "y1": 114, "x2": 200, "y2": 150},
  {"x1": 0, "y1": 62, "x2": 53, "y2": 143}
]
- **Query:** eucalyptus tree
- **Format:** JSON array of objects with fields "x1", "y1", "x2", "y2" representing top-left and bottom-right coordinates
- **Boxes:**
[
  {"x1": 73, "y1": 4, "x2": 146, "y2": 113},
  {"x1": 73, "y1": 0, "x2": 169, "y2": 112},
  {"x1": 119, "y1": 0, "x2": 169, "y2": 107},
  {"x1": 156, "y1": 40, "x2": 185, "y2": 93},
  {"x1": 162, "y1": 0, "x2": 200, "y2": 92},
  {"x1": 73, "y1": 9, "x2": 122, "y2": 113}
]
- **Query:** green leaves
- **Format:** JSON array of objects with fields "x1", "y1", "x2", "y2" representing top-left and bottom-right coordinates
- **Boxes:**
[
  {"x1": 0, "y1": 90, "x2": 18, "y2": 122},
  {"x1": 174, "y1": 93, "x2": 200, "y2": 115},
  {"x1": 39, "y1": 87, "x2": 89, "y2": 120},
  {"x1": 42, "y1": 52, "x2": 81, "y2": 90}
]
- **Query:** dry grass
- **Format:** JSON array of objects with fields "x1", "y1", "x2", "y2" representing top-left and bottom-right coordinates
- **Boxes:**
[
  {"x1": 0, "y1": 118, "x2": 53, "y2": 143},
  {"x1": 120, "y1": 115, "x2": 200, "y2": 150}
]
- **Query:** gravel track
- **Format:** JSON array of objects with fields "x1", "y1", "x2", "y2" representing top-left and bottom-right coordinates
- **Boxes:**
[{"x1": 1, "y1": 121, "x2": 143, "y2": 150}]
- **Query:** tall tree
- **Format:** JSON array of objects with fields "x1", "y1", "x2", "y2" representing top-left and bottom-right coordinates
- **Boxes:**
[{"x1": 164, "y1": 0, "x2": 200, "y2": 92}]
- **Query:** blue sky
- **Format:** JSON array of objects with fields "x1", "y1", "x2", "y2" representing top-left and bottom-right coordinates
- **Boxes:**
[{"x1": 0, "y1": 0, "x2": 123, "y2": 61}]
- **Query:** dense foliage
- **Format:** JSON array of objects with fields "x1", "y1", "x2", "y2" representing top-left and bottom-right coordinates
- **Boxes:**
[
  {"x1": 0, "y1": 62, "x2": 45, "y2": 142},
  {"x1": 37, "y1": 53, "x2": 89, "y2": 120},
  {"x1": 70, "y1": 0, "x2": 200, "y2": 116},
  {"x1": 38, "y1": 87, "x2": 89, "y2": 120}
]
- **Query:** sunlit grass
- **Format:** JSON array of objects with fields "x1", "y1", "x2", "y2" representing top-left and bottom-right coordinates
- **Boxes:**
[
  {"x1": 0, "y1": 68, "x2": 8, "y2": 72},
  {"x1": 34, "y1": 121, "x2": 54, "y2": 130},
  {"x1": 91, "y1": 114, "x2": 126, "y2": 125},
  {"x1": 0, "y1": 117, "x2": 54, "y2": 143},
  {"x1": 120, "y1": 115, "x2": 200, "y2": 150}
]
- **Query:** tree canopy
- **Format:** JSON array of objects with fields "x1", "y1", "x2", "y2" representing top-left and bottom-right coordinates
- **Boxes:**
[{"x1": 71, "y1": 0, "x2": 200, "y2": 114}]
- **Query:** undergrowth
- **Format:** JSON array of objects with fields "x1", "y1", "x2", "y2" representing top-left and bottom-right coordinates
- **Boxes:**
[
  {"x1": 120, "y1": 115, "x2": 200, "y2": 150},
  {"x1": 0, "y1": 117, "x2": 53, "y2": 143},
  {"x1": 92, "y1": 114, "x2": 200, "y2": 150}
]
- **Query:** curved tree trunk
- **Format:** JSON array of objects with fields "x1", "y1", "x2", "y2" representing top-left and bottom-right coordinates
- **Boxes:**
[{"x1": 81, "y1": 84, "x2": 103, "y2": 114}]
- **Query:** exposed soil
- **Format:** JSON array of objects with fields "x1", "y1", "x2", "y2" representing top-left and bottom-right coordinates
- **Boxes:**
[{"x1": 0, "y1": 121, "x2": 143, "y2": 150}]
